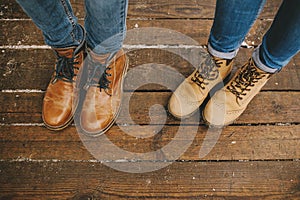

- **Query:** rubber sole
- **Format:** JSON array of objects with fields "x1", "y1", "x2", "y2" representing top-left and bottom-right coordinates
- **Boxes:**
[{"x1": 43, "y1": 114, "x2": 74, "y2": 131}]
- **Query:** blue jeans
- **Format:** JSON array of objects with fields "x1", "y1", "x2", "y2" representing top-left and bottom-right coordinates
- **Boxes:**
[
  {"x1": 16, "y1": 0, "x2": 128, "y2": 55},
  {"x1": 208, "y1": 0, "x2": 300, "y2": 73}
]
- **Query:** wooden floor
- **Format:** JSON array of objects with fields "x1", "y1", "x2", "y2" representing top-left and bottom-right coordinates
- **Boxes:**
[{"x1": 1, "y1": 0, "x2": 300, "y2": 199}]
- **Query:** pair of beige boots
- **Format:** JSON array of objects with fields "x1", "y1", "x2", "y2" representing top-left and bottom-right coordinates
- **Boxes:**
[{"x1": 168, "y1": 50, "x2": 273, "y2": 127}]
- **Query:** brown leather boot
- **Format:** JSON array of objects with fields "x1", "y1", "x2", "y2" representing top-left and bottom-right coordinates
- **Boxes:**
[
  {"x1": 80, "y1": 49, "x2": 128, "y2": 136},
  {"x1": 42, "y1": 41, "x2": 86, "y2": 130}
]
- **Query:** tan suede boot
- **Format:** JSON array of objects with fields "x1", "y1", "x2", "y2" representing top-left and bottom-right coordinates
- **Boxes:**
[
  {"x1": 168, "y1": 54, "x2": 233, "y2": 118},
  {"x1": 203, "y1": 58, "x2": 273, "y2": 126}
]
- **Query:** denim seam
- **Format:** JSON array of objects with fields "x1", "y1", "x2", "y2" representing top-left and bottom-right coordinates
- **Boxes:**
[
  {"x1": 120, "y1": 0, "x2": 127, "y2": 40},
  {"x1": 60, "y1": 0, "x2": 77, "y2": 43}
]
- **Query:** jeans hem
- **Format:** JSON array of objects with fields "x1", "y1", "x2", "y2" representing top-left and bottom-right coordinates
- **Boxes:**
[
  {"x1": 252, "y1": 46, "x2": 279, "y2": 73},
  {"x1": 207, "y1": 43, "x2": 239, "y2": 59}
]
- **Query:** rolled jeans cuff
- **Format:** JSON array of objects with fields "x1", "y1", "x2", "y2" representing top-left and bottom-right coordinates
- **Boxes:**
[
  {"x1": 207, "y1": 43, "x2": 239, "y2": 60},
  {"x1": 252, "y1": 46, "x2": 279, "y2": 74}
]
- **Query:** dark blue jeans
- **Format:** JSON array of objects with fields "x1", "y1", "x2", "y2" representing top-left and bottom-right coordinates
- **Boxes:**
[
  {"x1": 16, "y1": 0, "x2": 128, "y2": 55},
  {"x1": 208, "y1": 0, "x2": 300, "y2": 72}
]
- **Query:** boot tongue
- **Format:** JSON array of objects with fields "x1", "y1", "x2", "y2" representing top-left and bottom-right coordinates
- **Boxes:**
[{"x1": 54, "y1": 48, "x2": 75, "y2": 58}]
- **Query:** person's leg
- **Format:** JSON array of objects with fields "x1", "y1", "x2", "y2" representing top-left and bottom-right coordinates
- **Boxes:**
[
  {"x1": 168, "y1": 0, "x2": 266, "y2": 118},
  {"x1": 84, "y1": 0, "x2": 128, "y2": 55},
  {"x1": 208, "y1": 0, "x2": 266, "y2": 59},
  {"x1": 80, "y1": 0, "x2": 128, "y2": 136},
  {"x1": 16, "y1": 0, "x2": 86, "y2": 130},
  {"x1": 254, "y1": 0, "x2": 300, "y2": 73},
  {"x1": 204, "y1": 0, "x2": 300, "y2": 126},
  {"x1": 16, "y1": 0, "x2": 84, "y2": 48}
]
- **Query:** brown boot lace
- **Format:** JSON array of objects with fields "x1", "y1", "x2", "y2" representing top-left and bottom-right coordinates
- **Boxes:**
[
  {"x1": 191, "y1": 57, "x2": 232, "y2": 90},
  {"x1": 227, "y1": 59, "x2": 270, "y2": 104}
]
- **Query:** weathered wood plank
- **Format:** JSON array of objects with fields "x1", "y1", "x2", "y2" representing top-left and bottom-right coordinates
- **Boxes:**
[
  {"x1": 0, "y1": 0, "x2": 282, "y2": 20},
  {"x1": 0, "y1": 125, "x2": 299, "y2": 161},
  {"x1": 1, "y1": 19, "x2": 271, "y2": 46},
  {"x1": 1, "y1": 48, "x2": 299, "y2": 91},
  {"x1": 0, "y1": 161, "x2": 299, "y2": 199},
  {"x1": 0, "y1": 91, "x2": 299, "y2": 124}
]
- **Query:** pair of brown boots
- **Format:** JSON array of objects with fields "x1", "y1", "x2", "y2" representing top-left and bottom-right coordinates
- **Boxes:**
[
  {"x1": 42, "y1": 41, "x2": 128, "y2": 136},
  {"x1": 169, "y1": 51, "x2": 273, "y2": 126}
]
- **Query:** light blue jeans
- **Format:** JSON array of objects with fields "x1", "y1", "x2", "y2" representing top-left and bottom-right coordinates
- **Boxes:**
[
  {"x1": 16, "y1": 0, "x2": 128, "y2": 55},
  {"x1": 208, "y1": 0, "x2": 300, "y2": 73}
]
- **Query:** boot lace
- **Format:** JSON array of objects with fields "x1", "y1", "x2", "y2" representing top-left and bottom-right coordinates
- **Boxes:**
[
  {"x1": 227, "y1": 59, "x2": 267, "y2": 102},
  {"x1": 84, "y1": 57, "x2": 112, "y2": 95},
  {"x1": 191, "y1": 57, "x2": 229, "y2": 89},
  {"x1": 52, "y1": 55, "x2": 79, "y2": 83}
]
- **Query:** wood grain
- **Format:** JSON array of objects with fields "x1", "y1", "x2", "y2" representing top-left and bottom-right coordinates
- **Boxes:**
[
  {"x1": 0, "y1": 125, "x2": 299, "y2": 161},
  {"x1": 0, "y1": 0, "x2": 282, "y2": 19},
  {"x1": 0, "y1": 161, "x2": 299, "y2": 199},
  {"x1": 0, "y1": 91, "x2": 299, "y2": 124}
]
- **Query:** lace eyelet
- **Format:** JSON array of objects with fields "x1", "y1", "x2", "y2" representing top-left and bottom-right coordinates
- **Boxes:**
[{"x1": 227, "y1": 62, "x2": 266, "y2": 102}]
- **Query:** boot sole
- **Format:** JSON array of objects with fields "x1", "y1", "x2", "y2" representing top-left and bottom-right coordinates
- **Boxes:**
[
  {"x1": 201, "y1": 111, "x2": 232, "y2": 128},
  {"x1": 43, "y1": 114, "x2": 74, "y2": 131},
  {"x1": 167, "y1": 102, "x2": 200, "y2": 120}
]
